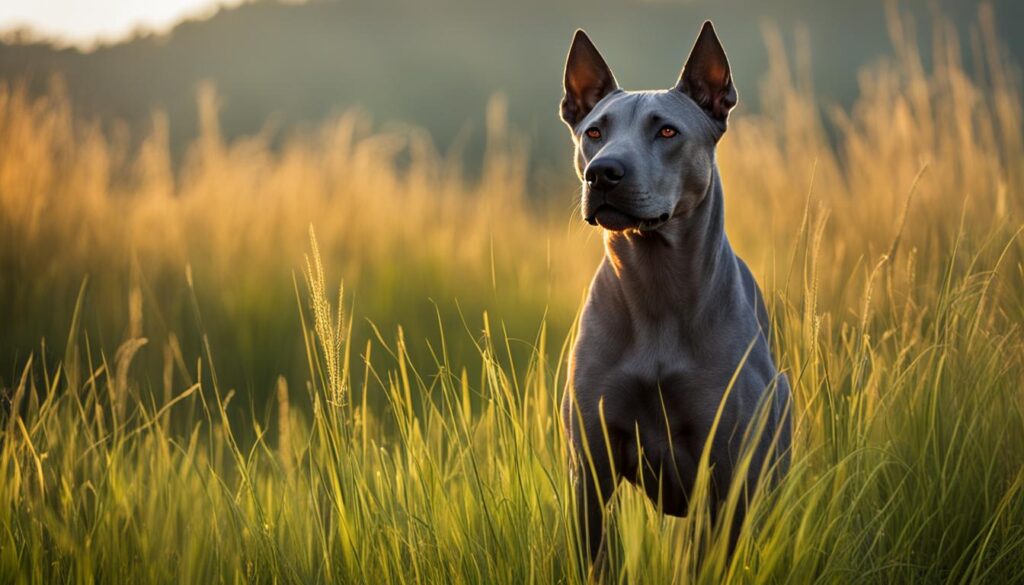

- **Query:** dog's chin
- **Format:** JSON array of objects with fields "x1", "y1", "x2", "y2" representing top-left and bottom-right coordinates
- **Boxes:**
[{"x1": 586, "y1": 205, "x2": 670, "y2": 232}]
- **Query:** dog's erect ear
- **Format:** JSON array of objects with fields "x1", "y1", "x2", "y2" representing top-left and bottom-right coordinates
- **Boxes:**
[
  {"x1": 677, "y1": 21, "x2": 737, "y2": 121},
  {"x1": 561, "y1": 30, "x2": 618, "y2": 129}
]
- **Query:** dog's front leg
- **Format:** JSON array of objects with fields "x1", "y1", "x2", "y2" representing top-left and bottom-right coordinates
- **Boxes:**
[
  {"x1": 570, "y1": 421, "x2": 620, "y2": 578},
  {"x1": 575, "y1": 463, "x2": 616, "y2": 566}
]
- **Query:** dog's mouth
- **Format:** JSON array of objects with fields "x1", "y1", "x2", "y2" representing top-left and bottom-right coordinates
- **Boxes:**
[{"x1": 585, "y1": 205, "x2": 670, "y2": 232}]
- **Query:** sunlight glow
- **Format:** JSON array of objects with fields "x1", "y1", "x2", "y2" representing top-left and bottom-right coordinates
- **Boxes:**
[{"x1": 0, "y1": 0, "x2": 249, "y2": 47}]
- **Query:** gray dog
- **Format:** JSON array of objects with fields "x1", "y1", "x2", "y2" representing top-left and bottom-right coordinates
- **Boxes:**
[{"x1": 559, "y1": 21, "x2": 791, "y2": 565}]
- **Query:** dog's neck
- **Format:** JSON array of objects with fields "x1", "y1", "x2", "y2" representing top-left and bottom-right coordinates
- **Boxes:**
[{"x1": 602, "y1": 166, "x2": 741, "y2": 327}]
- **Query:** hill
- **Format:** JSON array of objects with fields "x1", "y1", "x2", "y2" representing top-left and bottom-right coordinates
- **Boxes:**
[{"x1": 1, "y1": 0, "x2": 1021, "y2": 171}]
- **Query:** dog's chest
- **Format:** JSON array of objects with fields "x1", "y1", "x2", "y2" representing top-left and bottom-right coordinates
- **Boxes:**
[
  {"x1": 572, "y1": 313, "x2": 731, "y2": 428},
  {"x1": 621, "y1": 320, "x2": 694, "y2": 385}
]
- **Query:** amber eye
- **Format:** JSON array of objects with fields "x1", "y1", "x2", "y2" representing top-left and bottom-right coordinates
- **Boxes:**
[
  {"x1": 659, "y1": 126, "x2": 678, "y2": 138},
  {"x1": 585, "y1": 127, "x2": 602, "y2": 140}
]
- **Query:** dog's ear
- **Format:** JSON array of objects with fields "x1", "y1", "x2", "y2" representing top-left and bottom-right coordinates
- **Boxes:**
[
  {"x1": 676, "y1": 21, "x2": 737, "y2": 121},
  {"x1": 561, "y1": 30, "x2": 618, "y2": 129}
]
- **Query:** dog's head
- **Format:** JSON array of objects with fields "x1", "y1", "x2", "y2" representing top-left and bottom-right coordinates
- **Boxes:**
[{"x1": 560, "y1": 21, "x2": 736, "y2": 232}]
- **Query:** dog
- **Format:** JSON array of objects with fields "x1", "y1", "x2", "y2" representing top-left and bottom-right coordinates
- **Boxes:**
[{"x1": 559, "y1": 21, "x2": 792, "y2": 566}]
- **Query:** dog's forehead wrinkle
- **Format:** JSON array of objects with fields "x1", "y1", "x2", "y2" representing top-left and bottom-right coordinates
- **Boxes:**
[
  {"x1": 585, "y1": 91, "x2": 647, "y2": 129},
  {"x1": 632, "y1": 93, "x2": 698, "y2": 133},
  {"x1": 585, "y1": 91, "x2": 629, "y2": 124},
  {"x1": 629, "y1": 94, "x2": 642, "y2": 121}
]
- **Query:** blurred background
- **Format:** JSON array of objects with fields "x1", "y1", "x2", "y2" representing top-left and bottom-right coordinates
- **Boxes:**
[
  {"x1": 3, "y1": 0, "x2": 1023, "y2": 172},
  {"x1": 1, "y1": 0, "x2": 1021, "y2": 418}
]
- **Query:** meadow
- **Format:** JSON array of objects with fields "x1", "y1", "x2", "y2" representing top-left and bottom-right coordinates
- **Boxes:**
[{"x1": 2, "y1": 9, "x2": 1024, "y2": 583}]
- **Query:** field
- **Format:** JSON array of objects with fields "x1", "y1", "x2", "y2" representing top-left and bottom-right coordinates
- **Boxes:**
[{"x1": 2, "y1": 10, "x2": 1024, "y2": 584}]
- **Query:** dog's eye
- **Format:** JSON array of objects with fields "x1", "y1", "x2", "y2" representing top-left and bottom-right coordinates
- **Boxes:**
[
  {"x1": 658, "y1": 126, "x2": 679, "y2": 138},
  {"x1": 585, "y1": 127, "x2": 602, "y2": 140}
]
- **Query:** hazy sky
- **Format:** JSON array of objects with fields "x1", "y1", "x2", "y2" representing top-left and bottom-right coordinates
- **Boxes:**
[{"x1": 0, "y1": 0, "x2": 247, "y2": 45}]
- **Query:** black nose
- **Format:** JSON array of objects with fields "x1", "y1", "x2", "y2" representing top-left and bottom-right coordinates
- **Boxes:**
[{"x1": 585, "y1": 159, "x2": 626, "y2": 190}]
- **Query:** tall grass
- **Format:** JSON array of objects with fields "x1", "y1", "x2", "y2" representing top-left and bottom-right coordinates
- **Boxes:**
[
  {"x1": 2, "y1": 7, "x2": 1024, "y2": 583},
  {"x1": 0, "y1": 85, "x2": 583, "y2": 404}
]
